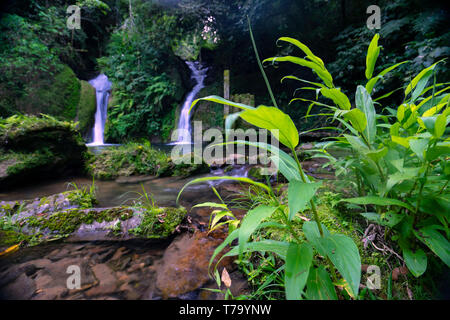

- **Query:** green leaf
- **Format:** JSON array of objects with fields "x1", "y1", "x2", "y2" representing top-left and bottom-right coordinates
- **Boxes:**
[
  {"x1": 360, "y1": 211, "x2": 404, "y2": 228},
  {"x1": 224, "y1": 112, "x2": 242, "y2": 139},
  {"x1": 240, "y1": 105, "x2": 299, "y2": 149},
  {"x1": 355, "y1": 85, "x2": 377, "y2": 144},
  {"x1": 177, "y1": 176, "x2": 271, "y2": 205},
  {"x1": 285, "y1": 242, "x2": 313, "y2": 300},
  {"x1": 281, "y1": 75, "x2": 326, "y2": 88},
  {"x1": 288, "y1": 180, "x2": 322, "y2": 220},
  {"x1": 190, "y1": 95, "x2": 255, "y2": 114},
  {"x1": 320, "y1": 234, "x2": 361, "y2": 298},
  {"x1": 263, "y1": 56, "x2": 334, "y2": 88},
  {"x1": 343, "y1": 109, "x2": 367, "y2": 133},
  {"x1": 303, "y1": 221, "x2": 330, "y2": 256},
  {"x1": 320, "y1": 88, "x2": 351, "y2": 110},
  {"x1": 223, "y1": 240, "x2": 290, "y2": 260},
  {"x1": 305, "y1": 266, "x2": 338, "y2": 300},
  {"x1": 276, "y1": 37, "x2": 325, "y2": 68},
  {"x1": 409, "y1": 138, "x2": 429, "y2": 161},
  {"x1": 405, "y1": 61, "x2": 442, "y2": 96},
  {"x1": 238, "y1": 205, "x2": 278, "y2": 257},
  {"x1": 365, "y1": 61, "x2": 410, "y2": 93},
  {"x1": 403, "y1": 248, "x2": 427, "y2": 277},
  {"x1": 192, "y1": 202, "x2": 228, "y2": 209},
  {"x1": 341, "y1": 196, "x2": 415, "y2": 212},
  {"x1": 414, "y1": 226, "x2": 450, "y2": 267},
  {"x1": 365, "y1": 33, "x2": 381, "y2": 80}
]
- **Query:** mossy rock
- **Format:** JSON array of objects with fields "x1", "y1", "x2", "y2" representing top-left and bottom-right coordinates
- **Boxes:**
[
  {"x1": 0, "y1": 191, "x2": 186, "y2": 246},
  {"x1": 76, "y1": 80, "x2": 97, "y2": 137},
  {"x1": 0, "y1": 115, "x2": 86, "y2": 189}
]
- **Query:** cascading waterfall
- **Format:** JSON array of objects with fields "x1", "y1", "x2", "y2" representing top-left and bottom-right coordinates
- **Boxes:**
[
  {"x1": 174, "y1": 61, "x2": 208, "y2": 144},
  {"x1": 87, "y1": 74, "x2": 112, "y2": 146}
]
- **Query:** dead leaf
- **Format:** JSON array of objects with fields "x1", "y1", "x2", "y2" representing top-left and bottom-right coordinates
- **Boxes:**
[
  {"x1": 0, "y1": 244, "x2": 20, "y2": 257},
  {"x1": 221, "y1": 268, "x2": 232, "y2": 288}
]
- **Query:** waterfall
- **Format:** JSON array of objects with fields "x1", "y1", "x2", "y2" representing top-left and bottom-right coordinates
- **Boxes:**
[
  {"x1": 87, "y1": 74, "x2": 112, "y2": 146},
  {"x1": 174, "y1": 61, "x2": 208, "y2": 144}
]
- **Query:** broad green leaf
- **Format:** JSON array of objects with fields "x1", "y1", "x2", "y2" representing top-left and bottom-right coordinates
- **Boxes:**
[
  {"x1": 288, "y1": 180, "x2": 322, "y2": 220},
  {"x1": 177, "y1": 176, "x2": 271, "y2": 204},
  {"x1": 303, "y1": 221, "x2": 330, "y2": 256},
  {"x1": 264, "y1": 56, "x2": 334, "y2": 88},
  {"x1": 343, "y1": 134, "x2": 369, "y2": 152},
  {"x1": 240, "y1": 105, "x2": 299, "y2": 149},
  {"x1": 405, "y1": 61, "x2": 442, "y2": 96},
  {"x1": 277, "y1": 37, "x2": 325, "y2": 68},
  {"x1": 223, "y1": 240, "x2": 290, "y2": 260},
  {"x1": 285, "y1": 242, "x2": 313, "y2": 300},
  {"x1": 360, "y1": 211, "x2": 404, "y2": 228},
  {"x1": 355, "y1": 86, "x2": 377, "y2": 144},
  {"x1": 320, "y1": 234, "x2": 361, "y2": 298},
  {"x1": 343, "y1": 109, "x2": 367, "y2": 133},
  {"x1": 321, "y1": 88, "x2": 351, "y2": 110},
  {"x1": 403, "y1": 248, "x2": 427, "y2": 277},
  {"x1": 409, "y1": 138, "x2": 429, "y2": 161},
  {"x1": 392, "y1": 136, "x2": 410, "y2": 148},
  {"x1": 341, "y1": 196, "x2": 414, "y2": 212},
  {"x1": 365, "y1": 33, "x2": 381, "y2": 80},
  {"x1": 365, "y1": 146, "x2": 388, "y2": 162},
  {"x1": 366, "y1": 61, "x2": 409, "y2": 93},
  {"x1": 305, "y1": 266, "x2": 338, "y2": 300},
  {"x1": 414, "y1": 226, "x2": 450, "y2": 267},
  {"x1": 238, "y1": 205, "x2": 278, "y2": 257},
  {"x1": 425, "y1": 144, "x2": 450, "y2": 162}
]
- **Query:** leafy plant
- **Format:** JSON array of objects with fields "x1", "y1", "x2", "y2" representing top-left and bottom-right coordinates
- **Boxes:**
[
  {"x1": 269, "y1": 33, "x2": 449, "y2": 278},
  {"x1": 177, "y1": 33, "x2": 362, "y2": 300}
]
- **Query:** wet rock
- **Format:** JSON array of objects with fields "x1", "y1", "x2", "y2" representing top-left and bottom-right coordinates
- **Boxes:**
[
  {"x1": 111, "y1": 247, "x2": 129, "y2": 261},
  {"x1": 155, "y1": 230, "x2": 235, "y2": 299},
  {"x1": 33, "y1": 286, "x2": 68, "y2": 300},
  {"x1": 85, "y1": 264, "x2": 117, "y2": 297},
  {"x1": 0, "y1": 274, "x2": 36, "y2": 300}
]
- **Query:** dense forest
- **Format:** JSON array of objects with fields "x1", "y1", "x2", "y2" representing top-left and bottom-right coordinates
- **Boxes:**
[{"x1": 0, "y1": 0, "x2": 448, "y2": 303}]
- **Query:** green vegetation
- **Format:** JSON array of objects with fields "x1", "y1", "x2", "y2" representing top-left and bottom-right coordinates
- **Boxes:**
[
  {"x1": 0, "y1": 114, "x2": 86, "y2": 188},
  {"x1": 77, "y1": 81, "x2": 97, "y2": 136},
  {"x1": 177, "y1": 31, "x2": 449, "y2": 300},
  {"x1": 86, "y1": 141, "x2": 209, "y2": 179}
]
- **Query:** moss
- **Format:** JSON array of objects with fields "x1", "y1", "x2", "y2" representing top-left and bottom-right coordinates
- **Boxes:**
[
  {"x1": 54, "y1": 65, "x2": 81, "y2": 120},
  {"x1": 129, "y1": 206, "x2": 187, "y2": 239},
  {"x1": 0, "y1": 114, "x2": 86, "y2": 188},
  {"x1": 77, "y1": 80, "x2": 97, "y2": 136},
  {"x1": 0, "y1": 230, "x2": 29, "y2": 246}
]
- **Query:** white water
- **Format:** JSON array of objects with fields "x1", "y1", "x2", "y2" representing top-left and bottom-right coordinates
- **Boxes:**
[
  {"x1": 87, "y1": 74, "x2": 112, "y2": 146},
  {"x1": 174, "y1": 61, "x2": 208, "y2": 144}
]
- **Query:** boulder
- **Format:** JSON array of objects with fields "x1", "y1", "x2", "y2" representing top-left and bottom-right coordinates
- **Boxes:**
[{"x1": 0, "y1": 115, "x2": 86, "y2": 189}]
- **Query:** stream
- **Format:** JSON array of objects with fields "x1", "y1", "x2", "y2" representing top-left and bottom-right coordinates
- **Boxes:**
[{"x1": 0, "y1": 166, "x2": 252, "y2": 300}]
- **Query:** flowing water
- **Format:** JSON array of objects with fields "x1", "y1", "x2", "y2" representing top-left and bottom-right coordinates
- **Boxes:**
[
  {"x1": 174, "y1": 61, "x2": 208, "y2": 144},
  {"x1": 86, "y1": 74, "x2": 112, "y2": 146}
]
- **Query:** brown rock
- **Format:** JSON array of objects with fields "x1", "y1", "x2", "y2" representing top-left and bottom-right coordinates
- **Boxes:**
[
  {"x1": 85, "y1": 264, "x2": 117, "y2": 297},
  {"x1": 155, "y1": 230, "x2": 235, "y2": 299}
]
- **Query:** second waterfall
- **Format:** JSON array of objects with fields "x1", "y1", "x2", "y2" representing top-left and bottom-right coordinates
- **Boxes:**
[{"x1": 174, "y1": 61, "x2": 208, "y2": 144}]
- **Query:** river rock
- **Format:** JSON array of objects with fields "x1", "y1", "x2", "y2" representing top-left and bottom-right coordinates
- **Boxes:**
[{"x1": 155, "y1": 230, "x2": 235, "y2": 299}]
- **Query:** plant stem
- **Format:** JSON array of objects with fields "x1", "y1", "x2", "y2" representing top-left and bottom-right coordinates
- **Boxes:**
[{"x1": 292, "y1": 148, "x2": 324, "y2": 236}]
